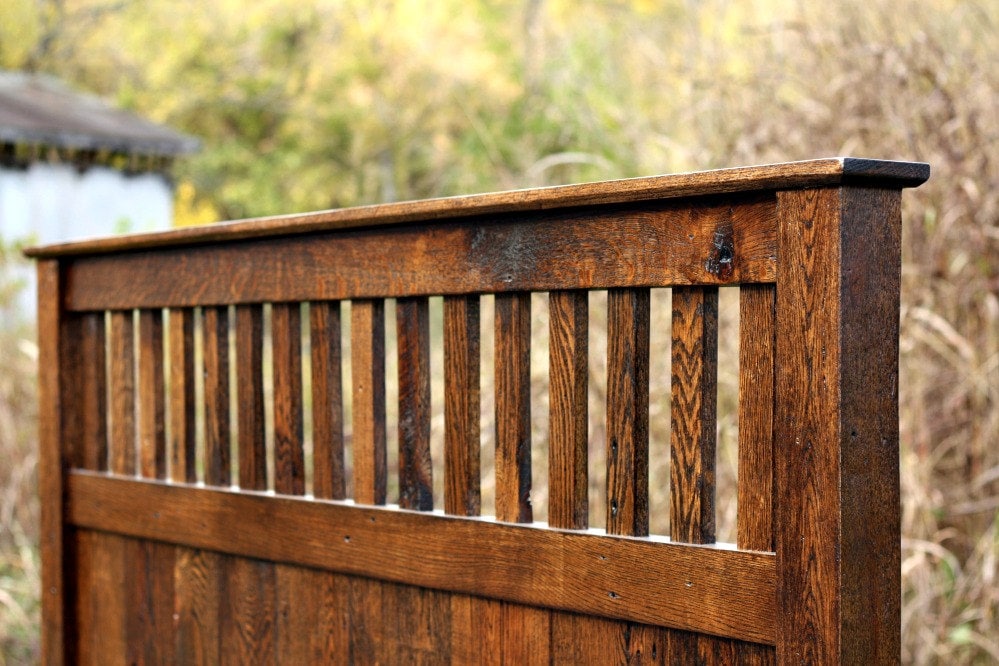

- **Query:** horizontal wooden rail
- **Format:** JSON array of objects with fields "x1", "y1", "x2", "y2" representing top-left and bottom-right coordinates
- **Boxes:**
[
  {"x1": 62, "y1": 197, "x2": 776, "y2": 310},
  {"x1": 66, "y1": 471, "x2": 777, "y2": 645}
]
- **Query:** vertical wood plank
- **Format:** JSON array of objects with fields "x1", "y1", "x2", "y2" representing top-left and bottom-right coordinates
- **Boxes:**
[
  {"x1": 236, "y1": 305, "x2": 267, "y2": 490},
  {"x1": 606, "y1": 287, "x2": 650, "y2": 536},
  {"x1": 275, "y1": 567, "x2": 349, "y2": 663},
  {"x1": 174, "y1": 546, "x2": 221, "y2": 665},
  {"x1": 272, "y1": 302, "x2": 305, "y2": 495},
  {"x1": 109, "y1": 309, "x2": 136, "y2": 475},
  {"x1": 670, "y1": 286, "x2": 719, "y2": 544},
  {"x1": 84, "y1": 532, "x2": 128, "y2": 661},
  {"x1": 494, "y1": 292, "x2": 532, "y2": 523},
  {"x1": 501, "y1": 602, "x2": 550, "y2": 665},
  {"x1": 450, "y1": 595, "x2": 501, "y2": 665},
  {"x1": 126, "y1": 539, "x2": 176, "y2": 665},
  {"x1": 220, "y1": 556, "x2": 276, "y2": 665},
  {"x1": 775, "y1": 186, "x2": 903, "y2": 664},
  {"x1": 37, "y1": 260, "x2": 69, "y2": 664},
  {"x1": 444, "y1": 295, "x2": 481, "y2": 516},
  {"x1": 397, "y1": 296, "x2": 433, "y2": 510},
  {"x1": 351, "y1": 299, "x2": 387, "y2": 505},
  {"x1": 738, "y1": 284, "x2": 776, "y2": 552},
  {"x1": 169, "y1": 308, "x2": 196, "y2": 483},
  {"x1": 203, "y1": 306, "x2": 231, "y2": 486},
  {"x1": 548, "y1": 290, "x2": 589, "y2": 530},
  {"x1": 311, "y1": 300, "x2": 346, "y2": 499},
  {"x1": 345, "y1": 574, "x2": 385, "y2": 663},
  {"x1": 80, "y1": 312, "x2": 107, "y2": 471},
  {"x1": 138, "y1": 309, "x2": 166, "y2": 479}
]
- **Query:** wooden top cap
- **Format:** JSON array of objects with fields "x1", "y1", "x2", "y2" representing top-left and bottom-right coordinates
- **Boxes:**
[{"x1": 26, "y1": 157, "x2": 928, "y2": 258}]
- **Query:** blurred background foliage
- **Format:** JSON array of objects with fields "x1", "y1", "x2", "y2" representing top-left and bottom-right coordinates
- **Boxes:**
[{"x1": 1, "y1": 0, "x2": 997, "y2": 663}]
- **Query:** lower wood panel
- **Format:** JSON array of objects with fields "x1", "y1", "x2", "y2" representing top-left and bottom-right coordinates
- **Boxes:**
[{"x1": 70, "y1": 530, "x2": 774, "y2": 665}]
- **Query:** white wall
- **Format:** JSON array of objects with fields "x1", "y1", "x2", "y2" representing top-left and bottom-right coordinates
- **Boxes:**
[{"x1": 0, "y1": 162, "x2": 175, "y2": 323}]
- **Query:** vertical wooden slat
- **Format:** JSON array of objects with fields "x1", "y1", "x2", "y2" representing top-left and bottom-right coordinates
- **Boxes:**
[
  {"x1": 548, "y1": 290, "x2": 589, "y2": 530},
  {"x1": 138, "y1": 309, "x2": 166, "y2": 479},
  {"x1": 236, "y1": 305, "x2": 267, "y2": 490},
  {"x1": 169, "y1": 308, "x2": 196, "y2": 483},
  {"x1": 174, "y1": 546, "x2": 221, "y2": 664},
  {"x1": 311, "y1": 300, "x2": 345, "y2": 499},
  {"x1": 396, "y1": 296, "x2": 433, "y2": 510},
  {"x1": 221, "y1": 556, "x2": 276, "y2": 664},
  {"x1": 109, "y1": 309, "x2": 136, "y2": 475},
  {"x1": 37, "y1": 260, "x2": 69, "y2": 664},
  {"x1": 501, "y1": 602, "x2": 550, "y2": 665},
  {"x1": 670, "y1": 286, "x2": 719, "y2": 544},
  {"x1": 203, "y1": 306, "x2": 231, "y2": 486},
  {"x1": 125, "y1": 540, "x2": 176, "y2": 665},
  {"x1": 80, "y1": 312, "x2": 107, "y2": 471},
  {"x1": 494, "y1": 292, "x2": 533, "y2": 524},
  {"x1": 275, "y1": 567, "x2": 348, "y2": 663},
  {"x1": 738, "y1": 284, "x2": 776, "y2": 551},
  {"x1": 351, "y1": 299, "x2": 387, "y2": 505},
  {"x1": 444, "y1": 295, "x2": 481, "y2": 516},
  {"x1": 605, "y1": 288, "x2": 650, "y2": 536},
  {"x1": 272, "y1": 302, "x2": 305, "y2": 495},
  {"x1": 775, "y1": 186, "x2": 903, "y2": 663}
]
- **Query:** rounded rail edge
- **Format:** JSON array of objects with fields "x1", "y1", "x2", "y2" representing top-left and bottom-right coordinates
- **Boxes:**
[{"x1": 25, "y1": 157, "x2": 928, "y2": 258}]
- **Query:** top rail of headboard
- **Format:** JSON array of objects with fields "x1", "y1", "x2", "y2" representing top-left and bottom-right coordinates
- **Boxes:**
[{"x1": 26, "y1": 157, "x2": 927, "y2": 258}]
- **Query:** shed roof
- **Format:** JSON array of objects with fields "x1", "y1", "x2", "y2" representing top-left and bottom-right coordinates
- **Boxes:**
[{"x1": 0, "y1": 71, "x2": 199, "y2": 156}]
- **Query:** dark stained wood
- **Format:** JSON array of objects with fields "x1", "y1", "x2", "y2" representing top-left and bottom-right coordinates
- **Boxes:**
[
  {"x1": 68, "y1": 471, "x2": 777, "y2": 644},
  {"x1": 80, "y1": 312, "x2": 107, "y2": 472},
  {"x1": 235, "y1": 305, "x2": 266, "y2": 490},
  {"x1": 548, "y1": 290, "x2": 589, "y2": 530},
  {"x1": 275, "y1": 565, "x2": 349, "y2": 663},
  {"x1": 36, "y1": 260, "x2": 68, "y2": 665},
  {"x1": 396, "y1": 297, "x2": 434, "y2": 510},
  {"x1": 30, "y1": 158, "x2": 927, "y2": 259},
  {"x1": 220, "y1": 556, "x2": 276, "y2": 664},
  {"x1": 202, "y1": 306, "x2": 231, "y2": 487},
  {"x1": 310, "y1": 300, "x2": 345, "y2": 499},
  {"x1": 345, "y1": 573, "x2": 385, "y2": 663},
  {"x1": 125, "y1": 539, "x2": 176, "y2": 665},
  {"x1": 379, "y1": 579, "x2": 452, "y2": 662},
  {"x1": 109, "y1": 309, "x2": 136, "y2": 475},
  {"x1": 73, "y1": 530, "x2": 127, "y2": 662},
  {"x1": 174, "y1": 546, "x2": 221, "y2": 664},
  {"x1": 775, "y1": 187, "x2": 904, "y2": 663},
  {"x1": 450, "y1": 595, "x2": 501, "y2": 664},
  {"x1": 351, "y1": 299, "x2": 387, "y2": 505},
  {"x1": 443, "y1": 295, "x2": 481, "y2": 516},
  {"x1": 272, "y1": 302, "x2": 305, "y2": 495},
  {"x1": 738, "y1": 284, "x2": 776, "y2": 552},
  {"x1": 168, "y1": 308, "x2": 196, "y2": 483},
  {"x1": 494, "y1": 292, "x2": 533, "y2": 524},
  {"x1": 670, "y1": 286, "x2": 719, "y2": 544},
  {"x1": 63, "y1": 197, "x2": 778, "y2": 311},
  {"x1": 606, "y1": 288, "x2": 650, "y2": 537},
  {"x1": 138, "y1": 309, "x2": 166, "y2": 479}
]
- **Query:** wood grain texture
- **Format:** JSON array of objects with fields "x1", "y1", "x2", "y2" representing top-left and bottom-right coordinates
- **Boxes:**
[
  {"x1": 775, "y1": 186, "x2": 903, "y2": 663},
  {"x1": 494, "y1": 292, "x2": 533, "y2": 524},
  {"x1": 31, "y1": 158, "x2": 927, "y2": 259},
  {"x1": 275, "y1": 565, "x2": 349, "y2": 663},
  {"x1": 63, "y1": 197, "x2": 778, "y2": 311},
  {"x1": 351, "y1": 299, "x2": 387, "y2": 505},
  {"x1": 73, "y1": 530, "x2": 127, "y2": 662},
  {"x1": 125, "y1": 539, "x2": 176, "y2": 665},
  {"x1": 174, "y1": 546, "x2": 221, "y2": 665},
  {"x1": 68, "y1": 472, "x2": 777, "y2": 644},
  {"x1": 606, "y1": 288, "x2": 650, "y2": 537},
  {"x1": 501, "y1": 602, "x2": 550, "y2": 665},
  {"x1": 310, "y1": 300, "x2": 345, "y2": 500},
  {"x1": 450, "y1": 595, "x2": 501, "y2": 665},
  {"x1": 36, "y1": 260, "x2": 68, "y2": 664},
  {"x1": 109, "y1": 309, "x2": 136, "y2": 475},
  {"x1": 138, "y1": 309, "x2": 166, "y2": 479},
  {"x1": 80, "y1": 312, "x2": 107, "y2": 472},
  {"x1": 220, "y1": 555, "x2": 276, "y2": 665},
  {"x1": 235, "y1": 305, "x2": 266, "y2": 490},
  {"x1": 548, "y1": 290, "x2": 589, "y2": 530},
  {"x1": 738, "y1": 284, "x2": 776, "y2": 552},
  {"x1": 202, "y1": 306, "x2": 231, "y2": 487},
  {"x1": 444, "y1": 295, "x2": 481, "y2": 516},
  {"x1": 397, "y1": 297, "x2": 433, "y2": 510},
  {"x1": 168, "y1": 308, "x2": 196, "y2": 483},
  {"x1": 272, "y1": 302, "x2": 305, "y2": 495},
  {"x1": 670, "y1": 286, "x2": 719, "y2": 544}
]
